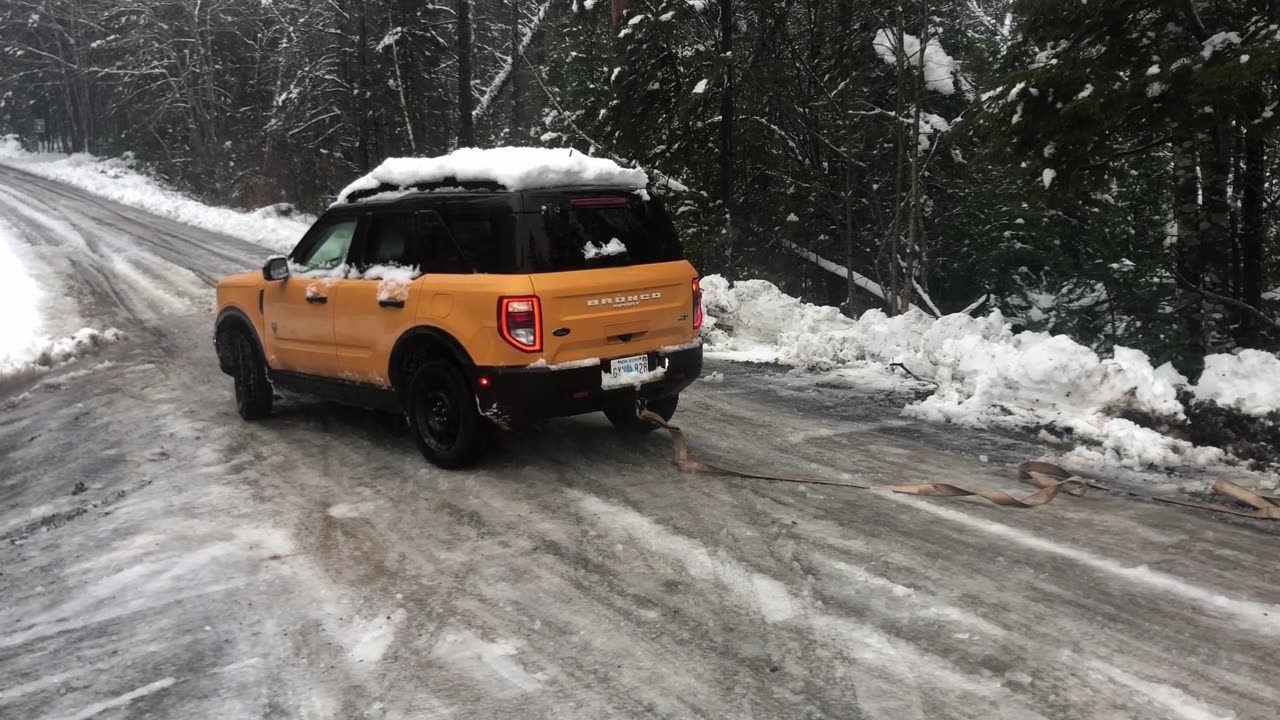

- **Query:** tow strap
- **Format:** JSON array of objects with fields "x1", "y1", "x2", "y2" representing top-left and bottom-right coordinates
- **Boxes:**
[{"x1": 640, "y1": 411, "x2": 1280, "y2": 521}]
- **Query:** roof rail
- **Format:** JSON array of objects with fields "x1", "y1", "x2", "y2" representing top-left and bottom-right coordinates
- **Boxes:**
[{"x1": 344, "y1": 179, "x2": 506, "y2": 203}]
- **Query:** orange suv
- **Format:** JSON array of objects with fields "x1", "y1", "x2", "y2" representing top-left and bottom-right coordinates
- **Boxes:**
[{"x1": 213, "y1": 149, "x2": 703, "y2": 467}]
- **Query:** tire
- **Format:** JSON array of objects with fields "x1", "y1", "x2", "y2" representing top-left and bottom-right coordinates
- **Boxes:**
[
  {"x1": 230, "y1": 330, "x2": 273, "y2": 420},
  {"x1": 604, "y1": 393, "x2": 678, "y2": 433},
  {"x1": 406, "y1": 360, "x2": 485, "y2": 468}
]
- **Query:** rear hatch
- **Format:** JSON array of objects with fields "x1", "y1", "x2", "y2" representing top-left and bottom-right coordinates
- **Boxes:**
[{"x1": 519, "y1": 190, "x2": 697, "y2": 364}]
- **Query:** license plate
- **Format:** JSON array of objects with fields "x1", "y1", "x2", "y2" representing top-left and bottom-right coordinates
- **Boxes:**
[{"x1": 609, "y1": 354, "x2": 649, "y2": 379}]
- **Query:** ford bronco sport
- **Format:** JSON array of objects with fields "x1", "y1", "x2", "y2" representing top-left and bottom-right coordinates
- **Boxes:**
[{"x1": 214, "y1": 148, "x2": 703, "y2": 468}]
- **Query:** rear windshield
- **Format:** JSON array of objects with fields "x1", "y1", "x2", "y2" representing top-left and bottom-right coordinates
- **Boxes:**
[{"x1": 516, "y1": 194, "x2": 684, "y2": 272}]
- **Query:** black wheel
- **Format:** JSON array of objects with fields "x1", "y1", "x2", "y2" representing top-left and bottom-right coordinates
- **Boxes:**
[
  {"x1": 231, "y1": 330, "x2": 272, "y2": 420},
  {"x1": 407, "y1": 360, "x2": 485, "y2": 468},
  {"x1": 604, "y1": 393, "x2": 679, "y2": 433}
]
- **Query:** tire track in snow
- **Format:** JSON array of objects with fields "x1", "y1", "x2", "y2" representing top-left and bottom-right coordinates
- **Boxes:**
[
  {"x1": 47, "y1": 677, "x2": 176, "y2": 720},
  {"x1": 0, "y1": 172, "x2": 211, "y2": 328},
  {"x1": 889, "y1": 495, "x2": 1280, "y2": 636},
  {"x1": 669, "y1": 386, "x2": 1280, "y2": 718},
  {"x1": 571, "y1": 490, "x2": 1049, "y2": 720},
  {"x1": 0, "y1": 164, "x2": 273, "y2": 272}
]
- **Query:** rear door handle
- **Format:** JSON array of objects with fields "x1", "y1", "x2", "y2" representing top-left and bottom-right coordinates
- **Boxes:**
[
  {"x1": 379, "y1": 298, "x2": 406, "y2": 309},
  {"x1": 306, "y1": 294, "x2": 327, "y2": 304}
]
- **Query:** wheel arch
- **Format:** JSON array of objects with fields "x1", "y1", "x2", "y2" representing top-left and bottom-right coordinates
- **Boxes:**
[
  {"x1": 215, "y1": 306, "x2": 267, "y2": 374},
  {"x1": 388, "y1": 326, "x2": 476, "y2": 398}
]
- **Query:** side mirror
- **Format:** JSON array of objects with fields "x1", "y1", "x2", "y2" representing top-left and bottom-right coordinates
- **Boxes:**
[{"x1": 263, "y1": 256, "x2": 290, "y2": 281}]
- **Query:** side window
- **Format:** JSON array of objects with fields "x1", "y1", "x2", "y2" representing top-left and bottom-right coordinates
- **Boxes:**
[
  {"x1": 445, "y1": 213, "x2": 497, "y2": 266},
  {"x1": 432, "y1": 204, "x2": 517, "y2": 273},
  {"x1": 419, "y1": 211, "x2": 470, "y2": 274},
  {"x1": 360, "y1": 212, "x2": 420, "y2": 270},
  {"x1": 294, "y1": 219, "x2": 358, "y2": 272}
]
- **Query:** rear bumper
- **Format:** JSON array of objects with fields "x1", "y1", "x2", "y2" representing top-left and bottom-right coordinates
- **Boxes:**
[{"x1": 474, "y1": 342, "x2": 703, "y2": 427}]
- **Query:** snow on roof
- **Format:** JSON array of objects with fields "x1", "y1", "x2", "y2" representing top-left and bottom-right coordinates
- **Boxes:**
[{"x1": 336, "y1": 147, "x2": 649, "y2": 203}]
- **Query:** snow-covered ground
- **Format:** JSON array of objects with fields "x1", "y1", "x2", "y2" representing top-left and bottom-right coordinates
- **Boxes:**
[
  {"x1": 0, "y1": 213, "x2": 122, "y2": 381},
  {"x1": 701, "y1": 276, "x2": 1278, "y2": 484},
  {"x1": 0, "y1": 137, "x2": 309, "y2": 254}
]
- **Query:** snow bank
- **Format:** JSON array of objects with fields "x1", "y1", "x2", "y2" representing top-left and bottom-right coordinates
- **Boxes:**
[
  {"x1": 0, "y1": 211, "x2": 124, "y2": 379},
  {"x1": 0, "y1": 137, "x2": 310, "y2": 254},
  {"x1": 701, "y1": 276, "x2": 1226, "y2": 470},
  {"x1": 251, "y1": 202, "x2": 301, "y2": 220},
  {"x1": 0, "y1": 311, "x2": 123, "y2": 381},
  {"x1": 0, "y1": 214, "x2": 43, "y2": 367},
  {"x1": 4, "y1": 327, "x2": 126, "y2": 379},
  {"x1": 1194, "y1": 350, "x2": 1280, "y2": 416},
  {"x1": 336, "y1": 147, "x2": 648, "y2": 203}
]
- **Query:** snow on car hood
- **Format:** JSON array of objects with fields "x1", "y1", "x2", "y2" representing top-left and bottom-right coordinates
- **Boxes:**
[{"x1": 336, "y1": 147, "x2": 649, "y2": 203}]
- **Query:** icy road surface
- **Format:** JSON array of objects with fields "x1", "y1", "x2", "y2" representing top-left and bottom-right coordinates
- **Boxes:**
[{"x1": 1, "y1": 165, "x2": 1277, "y2": 720}]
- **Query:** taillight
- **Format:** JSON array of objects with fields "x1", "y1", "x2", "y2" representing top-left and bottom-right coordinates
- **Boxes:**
[
  {"x1": 692, "y1": 277, "x2": 703, "y2": 329},
  {"x1": 499, "y1": 296, "x2": 542, "y2": 352}
]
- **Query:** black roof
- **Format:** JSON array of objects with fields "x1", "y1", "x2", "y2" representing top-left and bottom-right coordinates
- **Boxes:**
[
  {"x1": 341, "y1": 182, "x2": 650, "y2": 209},
  {"x1": 342, "y1": 178, "x2": 506, "y2": 203}
]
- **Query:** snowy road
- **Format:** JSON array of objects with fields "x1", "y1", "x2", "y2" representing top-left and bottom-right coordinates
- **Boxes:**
[{"x1": 1, "y1": 164, "x2": 1278, "y2": 720}]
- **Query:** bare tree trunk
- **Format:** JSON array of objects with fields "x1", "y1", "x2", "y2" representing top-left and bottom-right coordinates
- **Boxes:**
[
  {"x1": 1238, "y1": 117, "x2": 1267, "y2": 346},
  {"x1": 194, "y1": 2, "x2": 220, "y2": 157},
  {"x1": 836, "y1": 0, "x2": 853, "y2": 33},
  {"x1": 844, "y1": 161, "x2": 856, "y2": 314},
  {"x1": 456, "y1": 0, "x2": 475, "y2": 147},
  {"x1": 1229, "y1": 127, "x2": 1243, "y2": 300},
  {"x1": 58, "y1": 67, "x2": 82, "y2": 152},
  {"x1": 51, "y1": 9, "x2": 91, "y2": 154},
  {"x1": 1198, "y1": 115, "x2": 1233, "y2": 352},
  {"x1": 885, "y1": 6, "x2": 907, "y2": 314},
  {"x1": 510, "y1": 0, "x2": 523, "y2": 136},
  {"x1": 69, "y1": 0, "x2": 93, "y2": 154},
  {"x1": 390, "y1": 2, "x2": 416, "y2": 152},
  {"x1": 184, "y1": 1, "x2": 220, "y2": 173},
  {"x1": 901, "y1": 0, "x2": 928, "y2": 314},
  {"x1": 356, "y1": 3, "x2": 372, "y2": 170},
  {"x1": 1172, "y1": 123, "x2": 1203, "y2": 359},
  {"x1": 718, "y1": 0, "x2": 734, "y2": 273}
]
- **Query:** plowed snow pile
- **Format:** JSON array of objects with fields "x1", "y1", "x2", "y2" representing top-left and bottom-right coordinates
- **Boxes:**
[
  {"x1": 0, "y1": 214, "x2": 122, "y2": 380},
  {"x1": 1194, "y1": 350, "x2": 1280, "y2": 417},
  {"x1": 699, "y1": 275, "x2": 1280, "y2": 472}
]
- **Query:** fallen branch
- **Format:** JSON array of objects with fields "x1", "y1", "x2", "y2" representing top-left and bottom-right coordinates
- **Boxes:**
[
  {"x1": 913, "y1": 279, "x2": 943, "y2": 317},
  {"x1": 523, "y1": 55, "x2": 606, "y2": 153},
  {"x1": 473, "y1": 0, "x2": 554, "y2": 126},
  {"x1": 1172, "y1": 268, "x2": 1280, "y2": 330},
  {"x1": 781, "y1": 239, "x2": 887, "y2": 301},
  {"x1": 780, "y1": 239, "x2": 946, "y2": 319},
  {"x1": 960, "y1": 293, "x2": 989, "y2": 315},
  {"x1": 889, "y1": 362, "x2": 934, "y2": 384}
]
